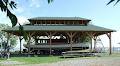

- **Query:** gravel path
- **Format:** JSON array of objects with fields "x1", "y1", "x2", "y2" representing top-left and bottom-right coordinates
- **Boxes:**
[
  {"x1": 22, "y1": 58, "x2": 120, "y2": 66},
  {"x1": 0, "y1": 57, "x2": 120, "y2": 66}
]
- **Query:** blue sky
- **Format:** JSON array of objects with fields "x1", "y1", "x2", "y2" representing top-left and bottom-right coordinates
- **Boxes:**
[
  {"x1": 1, "y1": 0, "x2": 120, "y2": 48},
  {"x1": 0, "y1": 0, "x2": 120, "y2": 30}
]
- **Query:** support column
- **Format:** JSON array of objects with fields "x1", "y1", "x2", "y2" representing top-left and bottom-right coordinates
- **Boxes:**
[
  {"x1": 90, "y1": 38, "x2": 92, "y2": 52},
  {"x1": 70, "y1": 36, "x2": 73, "y2": 51},
  {"x1": 6, "y1": 33, "x2": 10, "y2": 52},
  {"x1": 86, "y1": 32, "x2": 96, "y2": 52},
  {"x1": 6, "y1": 33, "x2": 10, "y2": 59},
  {"x1": 93, "y1": 36, "x2": 97, "y2": 50},
  {"x1": 19, "y1": 36, "x2": 23, "y2": 54},
  {"x1": 45, "y1": 32, "x2": 56, "y2": 55},
  {"x1": 106, "y1": 32, "x2": 112, "y2": 55},
  {"x1": 49, "y1": 32, "x2": 52, "y2": 55},
  {"x1": 27, "y1": 32, "x2": 35, "y2": 56},
  {"x1": 66, "y1": 32, "x2": 77, "y2": 51},
  {"x1": 28, "y1": 33, "x2": 31, "y2": 56},
  {"x1": 34, "y1": 36, "x2": 37, "y2": 44}
]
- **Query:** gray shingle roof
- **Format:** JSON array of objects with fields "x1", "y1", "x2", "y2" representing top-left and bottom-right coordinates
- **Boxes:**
[
  {"x1": 3, "y1": 24, "x2": 114, "y2": 32},
  {"x1": 28, "y1": 17, "x2": 91, "y2": 21}
]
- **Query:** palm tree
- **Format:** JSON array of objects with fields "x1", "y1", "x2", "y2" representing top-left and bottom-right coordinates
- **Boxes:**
[{"x1": 107, "y1": 0, "x2": 120, "y2": 5}]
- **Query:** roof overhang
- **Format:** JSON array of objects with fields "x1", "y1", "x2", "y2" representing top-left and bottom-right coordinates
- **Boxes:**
[{"x1": 3, "y1": 24, "x2": 115, "y2": 36}]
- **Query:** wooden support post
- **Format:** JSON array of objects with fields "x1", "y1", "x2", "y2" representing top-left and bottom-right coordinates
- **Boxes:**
[
  {"x1": 66, "y1": 32, "x2": 77, "y2": 51},
  {"x1": 19, "y1": 36, "x2": 23, "y2": 54},
  {"x1": 6, "y1": 33, "x2": 10, "y2": 59},
  {"x1": 90, "y1": 38, "x2": 92, "y2": 52},
  {"x1": 27, "y1": 32, "x2": 35, "y2": 56},
  {"x1": 28, "y1": 33, "x2": 31, "y2": 57},
  {"x1": 34, "y1": 36, "x2": 37, "y2": 44},
  {"x1": 109, "y1": 33, "x2": 112, "y2": 55},
  {"x1": 93, "y1": 36, "x2": 97, "y2": 50},
  {"x1": 49, "y1": 32, "x2": 52, "y2": 55},
  {"x1": 6, "y1": 33, "x2": 10, "y2": 52},
  {"x1": 70, "y1": 37, "x2": 73, "y2": 51},
  {"x1": 45, "y1": 32, "x2": 56, "y2": 55},
  {"x1": 106, "y1": 32, "x2": 112, "y2": 55},
  {"x1": 86, "y1": 32, "x2": 97, "y2": 52}
]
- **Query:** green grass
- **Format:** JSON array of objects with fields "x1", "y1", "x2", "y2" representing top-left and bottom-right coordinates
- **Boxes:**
[
  {"x1": 0, "y1": 53, "x2": 119, "y2": 64},
  {"x1": 0, "y1": 58, "x2": 7, "y2": 61},
  {"x1": 11, "y1": 56, "x2": 65, "y2": 64}
]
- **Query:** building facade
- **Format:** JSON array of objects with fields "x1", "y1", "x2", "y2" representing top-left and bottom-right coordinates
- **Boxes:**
[{"x1": 3, "y1": 17, "x2": 114, "y2": 55}]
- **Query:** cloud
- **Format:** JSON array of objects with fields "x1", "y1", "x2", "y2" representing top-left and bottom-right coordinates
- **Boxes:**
[
  {"x1": 98, "y1": 31, "x2": 120, "y2": 47},
  {"x1": 16, "y1": 16, "x2": 30, "y2": 26},
  {"x1": 29, "y1": 0, "x2": 41, "y2": 8},
  {"x1": 15, "y1": 6, "x2": 24, "y2": 13},
  {"x1": 0, "y1": 12, "x2": 11, "y2": 25}
]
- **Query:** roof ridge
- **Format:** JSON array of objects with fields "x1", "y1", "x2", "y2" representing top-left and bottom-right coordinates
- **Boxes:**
[{"x1": 28, "y1": 17, "x2": 91, "y2": 21}]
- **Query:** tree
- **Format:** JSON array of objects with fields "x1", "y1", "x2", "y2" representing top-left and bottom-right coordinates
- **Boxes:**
[
  {"x1": 107, "y1": 0, "x2": 120, "y2": 5},
  {"x1": 0, "y1": 0, "x2": 53, "y2": 27},
  {"x1": 0, "y1": 24, "x2": 17, "y2": 52},
  {"x1": 0, "y1": 0, "x2": 17, "y2": 27},
  {"x1": 0, "y1": 0, "x2": 54, "y2": 41}
]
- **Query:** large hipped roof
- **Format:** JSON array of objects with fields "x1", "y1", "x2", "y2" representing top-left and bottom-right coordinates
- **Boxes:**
[{"x1": 4, "y1": 24, "x2": 114, "y2": 32}]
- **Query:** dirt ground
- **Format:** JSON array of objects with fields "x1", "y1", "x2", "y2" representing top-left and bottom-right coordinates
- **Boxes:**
[{"x1": 0, "y1": 57, "x2": 120, "y2": 66}]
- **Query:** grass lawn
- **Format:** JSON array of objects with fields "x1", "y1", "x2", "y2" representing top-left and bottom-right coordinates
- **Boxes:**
[
  {"x1": 11, "y1": 53, "x2": 120, "y2": 63},
  {"x1": 0, "y1": 53, "x2": 119, "y2": 64},
  {"x1": 10, "y1": 56, "x2": 65, "y2": 64}
]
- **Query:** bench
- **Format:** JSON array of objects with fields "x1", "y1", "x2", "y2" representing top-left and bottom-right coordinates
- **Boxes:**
[{"x1": 62, "y1": 50, "x2": 98, "y2": 58}]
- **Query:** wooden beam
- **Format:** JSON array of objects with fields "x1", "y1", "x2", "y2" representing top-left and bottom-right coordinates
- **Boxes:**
[
  {"x1": 90, "y1": 38, "x2": 92, "y2": 52},
  {"x1": 27, "y1": 32, "x2": 31, "y2": 56},
  {"x1": 52, "y1": 36, "x2": 56, "y2": 39},
  {"x1": 66, "y1": 32, "x2": 77, "y2": 51},
  {"x1": 86, "y1": 32, "x2": 96, "y2": 38},
  {"x1": 52, "y1": 32, "x2": 57, "y2": 36},
  {"x1": 34, "y1": 36, "x2": 37, "y2": 45},
  {"x1": 19, "y1": 36, "x2": 22, "y2": 54},
  {"x1": 85, "y1": 32, "x2": 97, "y2": 51},
  {"x1": 72, "y1": 32, "x2": 77, "y2": 38},
  {"x1": 66, "y1": 32, "x2": 71, "y2": 38},
  {"x1": 106, "y1": 32, "x2": 112, "y2": 55},
  {"x1": 66, "y1": 32, "x2": 77, "y2": 38},
  {"x1": 6, "y1": 33, "x2": 11, "y2": 59},
  {"x1": 93, "y1": 36, "x2": 97, "y2": 50},
  {"x1": 85, "y1": 32, "x2": 93, "y2": 51},
  {"x1": 64, "y1": 21, "x2": 65, "y2": 24},
  {"x1": 49, "y1": 32, "x2": 52, "y2": 55},
  {"x1": 45, "y1": 32, "x2": 57, "y2": 55},
  {"x1": 45, "y1": 32, "x2": 49, "y2": 36},
  {"x1": 45, "y1": 32, "x2": 57, "y2": 38},
  {"x1": 70, "y1": 36, "x2": 73, "y2": 51},
  {"x1": 31, "y1": 32, "x2": 35, "y2": 36},
  {"x1": 6, "y1": 33, "x2": 10, "y2": 52},
  {"x1": 66, "y1": 32, "x2": 72, "y2": 51}
]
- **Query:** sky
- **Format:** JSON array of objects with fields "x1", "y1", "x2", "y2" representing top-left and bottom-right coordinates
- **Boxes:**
[
  {"x1": 0, "y1": 0, "x2": 120, "y2": 48},
  {"x1": 0, "y1": 0, "x2": 120, "y2": 30}
]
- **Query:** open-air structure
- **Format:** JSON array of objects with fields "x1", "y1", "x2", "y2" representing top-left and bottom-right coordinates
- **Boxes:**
[{"x1": 3, "y1": 17, "x2": 114, "y2": 55}]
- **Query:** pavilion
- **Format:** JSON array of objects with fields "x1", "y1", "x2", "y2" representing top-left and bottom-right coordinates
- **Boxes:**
[{"x1": 3, "y1": 17, "x2": 115, "y2": 55}]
